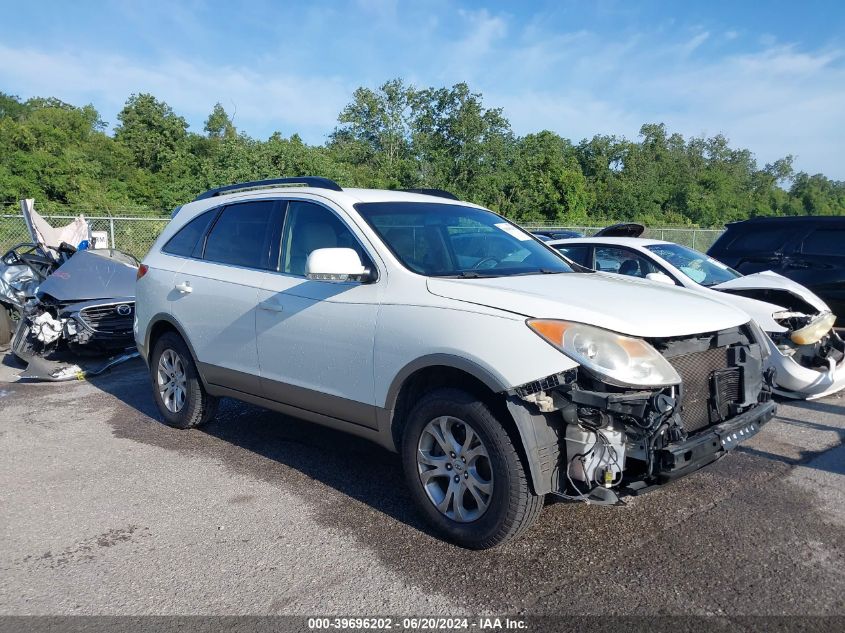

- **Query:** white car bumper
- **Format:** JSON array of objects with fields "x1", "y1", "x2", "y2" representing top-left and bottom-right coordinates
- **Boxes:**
[{"x1": 767, "y1": 338, "x2": 845, "y2": 400}]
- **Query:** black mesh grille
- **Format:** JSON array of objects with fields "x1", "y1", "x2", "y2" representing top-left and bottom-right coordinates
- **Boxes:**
[
  {"x1": 79, "y1": 303, "x2": 134, "y2": 333},
  {"x1": 667, "y1": 346, "x2": 736, "y2": 433}
]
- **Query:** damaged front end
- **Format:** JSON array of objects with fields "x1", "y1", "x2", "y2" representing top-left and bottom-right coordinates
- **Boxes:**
[
  {"x1": 510, "y1": 324, "x2": 777, "y2": 504},
  {"x1": 10, "y1": 249, "x2": 140, "y2": 381},
  {"x1": 718, "y1": 286, "x2": 845, "y2": 399},
  {"x1": 2, "y1": 201, "x2": 141, "y2": 380}
]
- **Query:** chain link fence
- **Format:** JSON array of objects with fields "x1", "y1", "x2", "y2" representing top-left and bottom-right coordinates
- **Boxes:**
[
  {"x1": 522, "y1": 225, "x2": 724, "y2": 251},
  {"x1": 0, "y1": 212, "x2": 725, "y2": 260},
  {"x1": 0, "y1": 214, "x2": 170, "y2": 259}
]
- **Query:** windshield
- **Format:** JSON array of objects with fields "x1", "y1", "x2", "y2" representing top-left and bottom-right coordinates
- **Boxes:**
[
  {"x1": 645, "y1": 243, "x2": 741, "y2": 286},
  {"x1": 355, "y1": 202, "x2": 574, "y2": 277}
]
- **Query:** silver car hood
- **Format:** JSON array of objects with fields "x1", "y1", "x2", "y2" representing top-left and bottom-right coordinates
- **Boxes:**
[
  {"x1": 427, "y1": 272, "x2": 750, "y2": 338},
  {"x1": 711, "y1": 271, "x2": 829, "y2": 313}
]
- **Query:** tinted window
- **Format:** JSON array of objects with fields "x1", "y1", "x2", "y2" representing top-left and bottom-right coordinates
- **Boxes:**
[
  {"x1": 555, "y1": 245, "x2": 590, "y2": 267},
  {"x1": 594, "y1": 246, "x2": 659, "y2": 278},
  {"x1": 281, "y1": 201, "x2": 370, "y2": 276},
  {"x1": 726, "y1": 227, "x2": 790, "y2": 252},
  {"x1": 204, "y1": 200, "x2": 281, "y2": 269},
  {"x1": 801, "y1": 229, "x2": 845, "y2": 257},
  {"x1": 162, "y1": 210, "x2": 217, "y2": 257},
  {"x1": 356, "y1": 202, "x2": 573, "y2": 277}
]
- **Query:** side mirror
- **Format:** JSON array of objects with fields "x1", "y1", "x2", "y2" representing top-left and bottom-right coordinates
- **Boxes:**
[
  {"x1": 646, "y1": 272, "x2": 676, "y2": 285},
  {"x1": 305, "y1": 248, "x2": 370, "y2": 282}
]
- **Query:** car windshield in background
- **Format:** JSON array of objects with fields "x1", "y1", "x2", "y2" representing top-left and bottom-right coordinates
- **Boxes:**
[
  {"x1": 355, "y1": 202, "x2": 574, "y2": 277},
  {"x1": 646, "y1": 243, "x2": 741, "y2": 286}
]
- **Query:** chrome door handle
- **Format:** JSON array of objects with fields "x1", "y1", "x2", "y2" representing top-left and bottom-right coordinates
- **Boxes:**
[{"x1": 175, "y1": 282, "x2": 192, "y2": 294}]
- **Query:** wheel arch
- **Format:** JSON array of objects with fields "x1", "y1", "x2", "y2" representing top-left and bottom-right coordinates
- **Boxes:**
[
  {"x1": 385, "y1": 355, "x2": 556, "y2": 495},
  {"x1": 145, "y1": 314, "x2": 209, "y2": 387}
]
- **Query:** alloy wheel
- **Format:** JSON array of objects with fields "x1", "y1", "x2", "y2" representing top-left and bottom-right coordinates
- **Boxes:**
[
  {"x1": 416, "y1": 416, "x2": 494, "y2": 523},
  {"x1": 157, "y1": 349, "x2": 188, "y2": 413}
]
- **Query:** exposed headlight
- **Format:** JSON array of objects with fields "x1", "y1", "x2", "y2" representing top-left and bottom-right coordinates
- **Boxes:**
[
  {"x1": 790, "y1": 312, "x2": 836, "y2": 345},
  {"x1": 527, "y1": 319, "x2": 681, "y2": 387}
]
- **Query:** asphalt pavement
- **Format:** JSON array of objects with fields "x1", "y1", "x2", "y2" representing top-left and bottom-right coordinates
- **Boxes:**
[{"x1": 0, "y1": 354, "x2": 843, "y2": 617}]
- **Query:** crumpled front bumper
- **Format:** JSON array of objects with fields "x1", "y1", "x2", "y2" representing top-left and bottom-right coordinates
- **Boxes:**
[
  {"x1": 768, "y1": 341, "x2": 845, "y2": 400},
  {"x1": 657, "y1": 400, "x2": 777, "y2": 481}
]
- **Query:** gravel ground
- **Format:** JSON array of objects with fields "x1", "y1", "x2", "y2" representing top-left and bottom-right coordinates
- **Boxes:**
[{"x1": 0, "y1": 354, "x2": 843, "y2": 617}]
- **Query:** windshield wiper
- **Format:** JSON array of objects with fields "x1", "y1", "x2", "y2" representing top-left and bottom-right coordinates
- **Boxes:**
[
  {"x1": 437, "y1": 271, "x2": 501, "y2": 279},
  {"x1": 507, "y1": 268, "x2": 567, "y2": 276}
]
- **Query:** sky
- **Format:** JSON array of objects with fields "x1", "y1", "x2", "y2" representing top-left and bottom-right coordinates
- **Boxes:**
[{"x1": 1, "y1": 0, "x2": 844, "y2": 178}]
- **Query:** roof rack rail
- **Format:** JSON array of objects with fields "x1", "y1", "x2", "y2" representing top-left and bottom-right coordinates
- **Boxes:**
[
  {"x1": 400, "y1": 188, "x2": 459, "y2": 200},
  {"x1": 194, "y1": 176, "x2": 343, "y2": 201}
]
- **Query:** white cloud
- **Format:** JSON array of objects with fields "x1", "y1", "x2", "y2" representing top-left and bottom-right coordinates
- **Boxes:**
[
  {"x1": 1, "y1": 8, "x2": 843, "y2": 179},
  {"x1": 446, "y1": 23, "x2": 845, "y2": 178},
  {"x1": 0, "y1": 43, "x2": 351, "y2": 140},
  {"x1": 680, "y1": 31, "x2": 710, "y2": 56}
]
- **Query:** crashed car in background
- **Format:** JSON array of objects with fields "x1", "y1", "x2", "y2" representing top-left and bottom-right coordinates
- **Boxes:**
[
  {"x1": 0, "y1": 200, "x2": 139, "y2": 380},
  {"x1": 0, "y1": 245, "x2": 40, "y2": 350},
  {"x1": 547, "y1": 224, "x2": 845, "y2": 400}
]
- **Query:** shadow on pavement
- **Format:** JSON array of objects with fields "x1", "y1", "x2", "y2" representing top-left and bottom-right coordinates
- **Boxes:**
[
  {"x1": 738, "y1": 446, "x2": 845, "y2": 474},
  {"x1": 771, "y1": 414, "x2": 845, "y2": 434},
  {"x1": 87, "y1": 357, "x2": 438, "y2": 541},
  {"x1": 76, "y1": 356, "x2": 845, "y2": 613}
]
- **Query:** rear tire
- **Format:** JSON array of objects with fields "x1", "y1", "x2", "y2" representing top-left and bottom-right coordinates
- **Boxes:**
[
  {"x1": 401, "y1": 388, "x2": 543, "y2": 549},
  {"x1": 150, "y1": 331, "x2": 218, "y2": 429}
]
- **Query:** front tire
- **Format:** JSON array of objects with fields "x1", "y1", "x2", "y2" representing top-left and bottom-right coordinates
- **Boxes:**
[
  {"x1": 150, "y1": 331, "x2": 218, "y2": 429},
  {"x1": 401, "y1": 388, "x2": 543, "y2": 549}
]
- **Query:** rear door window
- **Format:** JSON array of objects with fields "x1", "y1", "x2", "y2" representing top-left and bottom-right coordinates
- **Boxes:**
[
  {"x1": 725, "y1": 227, "x2": 791, "y2": 252},
  {"x1": 203, "y1": 200, "x2": 283, "y2": 270},
  {"x1": 594, "y1": 246, "x2": 658, "y2": 278},
  {"x1": 162, "y1": 210, "x2": 217, "y2": 258},
  {"x1": 801, "y1": 228, "x2": 845, "y2": 257}
]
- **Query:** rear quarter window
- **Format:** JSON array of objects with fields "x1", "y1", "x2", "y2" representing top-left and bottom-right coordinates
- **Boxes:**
[
  {"x1": 162, "y1": 210, "x2": 218, "y2": 258},
  {"x1": 801, "y1": 228, "x2": 845, "y2": 257}
]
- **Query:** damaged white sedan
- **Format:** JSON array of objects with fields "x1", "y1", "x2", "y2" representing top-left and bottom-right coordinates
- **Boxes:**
[{"x1": 549, "y1": 230, "x2": 844, "y2": 400}]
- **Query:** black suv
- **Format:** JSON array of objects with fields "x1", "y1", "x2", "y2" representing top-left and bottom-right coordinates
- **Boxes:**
[{"x1": 708, "y1": 216, "x2": 845, "y2": 325}]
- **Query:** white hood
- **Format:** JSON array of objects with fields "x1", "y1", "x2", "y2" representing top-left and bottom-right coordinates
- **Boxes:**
[
  {"x1": 704, "y1": 292, "x2": 788, "y2": 333},
  {"x1": 712, "y1": 271, "x2": 829, "y2": 314},
  {"x1": 427, "y1": 272, "x2": 750, "y2": 338}
]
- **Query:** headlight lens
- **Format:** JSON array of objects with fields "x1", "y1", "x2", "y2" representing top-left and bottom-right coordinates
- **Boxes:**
[
  {"x1": 527, "y1": 319, "x2": 681, "y2": 387},
  {"x1": 790, "y1": 312, "x2": 836, "y2": 345}
]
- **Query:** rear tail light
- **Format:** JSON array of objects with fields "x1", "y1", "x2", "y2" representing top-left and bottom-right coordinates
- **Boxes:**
[{"x1": 136, "y1": 264, "x2": 149, "y2": 281}]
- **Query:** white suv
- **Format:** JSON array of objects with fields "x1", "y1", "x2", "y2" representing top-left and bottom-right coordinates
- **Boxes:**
[{"x1": 135, "y1": 177, "x2": 777, "y2": 548}]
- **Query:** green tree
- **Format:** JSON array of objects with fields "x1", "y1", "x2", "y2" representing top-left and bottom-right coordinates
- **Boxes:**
[
  {"x1": 0, "y1": 80, "x2": 842, "y2": 224},
  {"x1": 505, "y1": 131, "x2": 590, "y2": 223},
  {"x1": 330, "y1": 78, "x2": 416, "y2": 187},
  {"x1": 410, "y1": 82, "x2": 514, "y2": 208},
  {"x1": 790, "y1": 173, "x2": 845, "y2": 215},
  {"x1": 115, "y1": 93, "x2": 188, "y2": 172},
  {"x1": 0, "y1": 92, "x2": 30, "y2": 120},
  {"x1": 204, "y1": 102, "x2": 236, "y2": 139}
]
